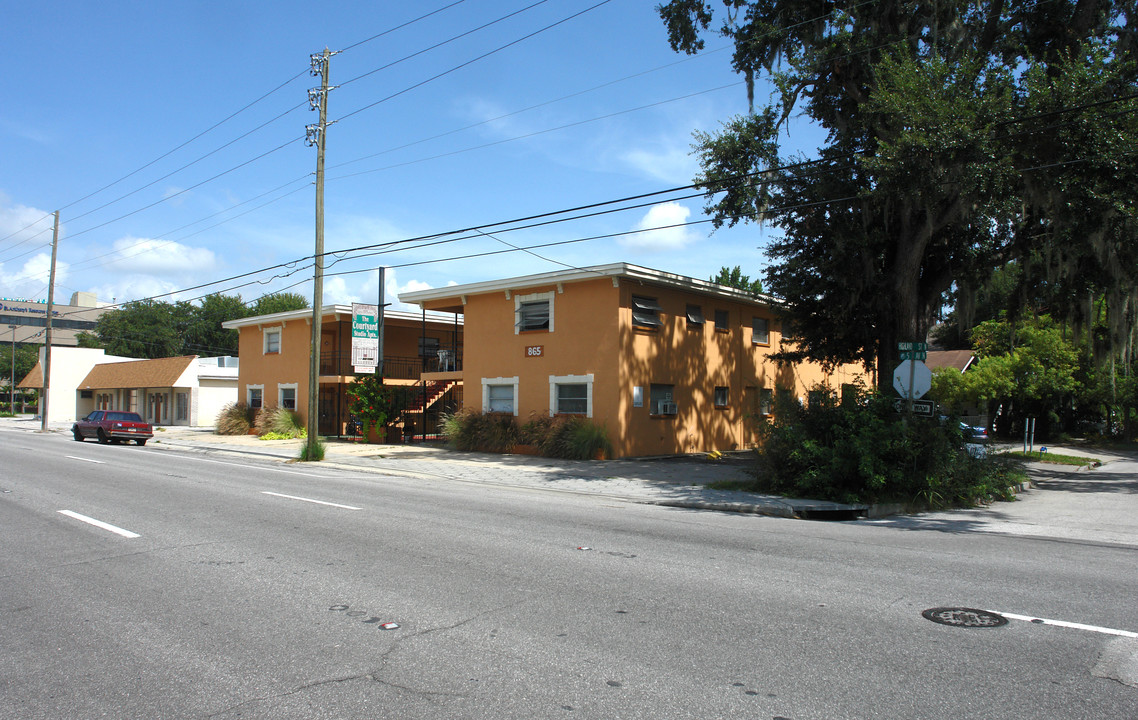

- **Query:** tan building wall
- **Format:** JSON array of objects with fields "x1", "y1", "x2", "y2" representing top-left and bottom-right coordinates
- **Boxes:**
[
  {"x1": 409, "y1": 264, "x2": 868, "y2": 459},
  {"x1": 224, "y1": 306, "x2": 463, "y2": 434}
]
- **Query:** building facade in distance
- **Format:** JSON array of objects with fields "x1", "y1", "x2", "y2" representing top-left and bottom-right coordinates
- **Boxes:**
[{"x1": 0, "y1": 291, "x2": 109, "y2": 346}]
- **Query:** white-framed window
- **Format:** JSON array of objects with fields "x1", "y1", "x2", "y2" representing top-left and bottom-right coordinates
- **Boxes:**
[
  {"x1": 279, "y1": 383, "x2": 298, "y2": 411},
  {"x1": 752, "y1": 316, "x2": 770, "y2": 345},
  {"x1": 481, "y1": 376, "x2": 519, "y2": 416},
  {"x1": 263, "y1": 327, "x2": 282, "y2": 354},
  {"x1": 549, "y1": 374, "x2": 593, "y2": 417},
  {"x1": 515, "y1": 291, "x2": 554, "y2": 334},
  {"x1": 248, "y1": 385, "x2": 264, "y2": 409}
]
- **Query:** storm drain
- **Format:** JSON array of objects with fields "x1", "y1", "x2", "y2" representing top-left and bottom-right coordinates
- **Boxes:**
[{"x1": 922, "y1": 607, "x2": 1008, "y2": 628}]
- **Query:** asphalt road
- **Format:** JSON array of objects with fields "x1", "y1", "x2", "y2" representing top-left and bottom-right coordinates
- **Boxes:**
[{"x1": 1, "y1": 430, "x2": 1135, "y2": 719}]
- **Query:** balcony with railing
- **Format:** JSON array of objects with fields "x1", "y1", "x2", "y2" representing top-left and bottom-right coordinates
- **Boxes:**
[{"x1": 319, "y1": 351, "x2": 462, "y2": 380}]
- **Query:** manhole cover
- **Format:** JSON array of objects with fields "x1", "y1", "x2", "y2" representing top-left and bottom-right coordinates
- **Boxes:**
[{"x1": 922, "y1": 607, "x2": 1008, "y2": 628}]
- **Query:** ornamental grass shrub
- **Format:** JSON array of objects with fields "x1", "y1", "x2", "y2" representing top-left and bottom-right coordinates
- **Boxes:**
[
  {"x1": 443, "y1": 411, "x2": 611, "y2": 459},
  {"x1": 254, "y1": 407, "x2": 307, "y2": 439},
  {"x1": 216, "y1": 402, "x2": 255, "y2": 435},
  {"x1": 298, "y1": 437, "x2": 325, "y2": 461},
  {"x1": 746, "y1": 385, "x2": 1024, "y2": 509}
]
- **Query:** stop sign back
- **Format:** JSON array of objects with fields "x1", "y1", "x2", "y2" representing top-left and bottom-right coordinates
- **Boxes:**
[{"x1": 893, "y1": 359, "x2": 932, "y2": 399}]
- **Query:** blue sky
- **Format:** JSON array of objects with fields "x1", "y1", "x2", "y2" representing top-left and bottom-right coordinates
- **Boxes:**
[{"x1": 1, "y1": 0, "x2": 822, "y2": 313}]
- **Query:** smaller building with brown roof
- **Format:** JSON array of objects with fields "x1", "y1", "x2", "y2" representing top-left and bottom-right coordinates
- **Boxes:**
[{"x1": 19, "y1": 347, "x2": 238, "y2": 426}]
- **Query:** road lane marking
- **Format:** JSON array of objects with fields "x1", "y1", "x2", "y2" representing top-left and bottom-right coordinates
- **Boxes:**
[
  {"x1": 65, "y1": 456, "x2": 105, "y2": 464},
  {"x1": 990, "y1": 611, "x2": 1137, "y2": 638},
  {"x1": 261, "y1": 491, "x2": 361, "y2": 510},
  {"x1": 57, "y1": 510, "x2": 141, "y2": 538},
  {"x1": 155, "y1": 454, "x2": 337, "y2": 477}
]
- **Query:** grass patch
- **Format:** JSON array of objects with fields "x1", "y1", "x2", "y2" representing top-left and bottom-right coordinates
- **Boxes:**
[
  {"x1": 298, "y1": 438, "x2": 325, "y2": 461},
  {"x1": 1007, "y1": 450, "x2": 1099, "y2": 467}
]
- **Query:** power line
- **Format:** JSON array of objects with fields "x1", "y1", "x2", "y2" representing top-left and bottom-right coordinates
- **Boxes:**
[
  {"x1": 332, "y1": 0, "x2": 615, "y2": 127},
  {"x1": 340, "y1": 1, "x2": 469, "y2": 53},
  {"x1": 337, "y1": 0, "x2": 552, "y2": 91}
]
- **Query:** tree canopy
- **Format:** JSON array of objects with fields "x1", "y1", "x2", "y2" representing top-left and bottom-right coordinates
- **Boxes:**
[
  {"x1": 659, "y1": 1, "x2": 1138, "y2": 387},
  {"x1": 710, "y1": 265, "x2": 763, "y2": 294},
  {"x1": 78, "y1": 292, "x2": 309, "y2": 359}
]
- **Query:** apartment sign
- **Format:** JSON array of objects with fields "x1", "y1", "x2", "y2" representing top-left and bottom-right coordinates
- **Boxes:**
[{"x1": 351, "y1": 303, "x2": 379, "y2": 374}]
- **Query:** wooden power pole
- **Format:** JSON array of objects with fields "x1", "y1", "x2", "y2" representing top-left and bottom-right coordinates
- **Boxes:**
[{"x1": 305, "y1": 48, "x2": 332, "y2": 458}]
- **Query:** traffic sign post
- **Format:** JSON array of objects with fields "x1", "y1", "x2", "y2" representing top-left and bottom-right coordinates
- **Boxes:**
[{"x1": 893, "y1": 357, "x2": 932, "y2": 419}]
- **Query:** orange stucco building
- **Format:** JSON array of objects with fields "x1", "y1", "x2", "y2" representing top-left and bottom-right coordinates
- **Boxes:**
[
  {"x1": 400, "y1": 263, "x2": 869, "y2": 458},
  {"x1": 222, "y1": 306, "x2": 462, "y2": 436}
]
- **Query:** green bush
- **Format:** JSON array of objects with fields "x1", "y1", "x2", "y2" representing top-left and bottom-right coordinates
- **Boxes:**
[
  {"x1": 747, "y1": 385, "x2": 1024, "y2": 508},
  {"x1": 216, "y1": 402, "x2": 255, "y2": 435},
  {"x1": 444, "y1": 410, "x2": 520, "y2": 453},
  {"x1": 444, "y1": 411, "x2": 611, "y2": 459},
  {"x1": 255, "y1": 407, "x2": 307, "y2": 438},
  {"x1": 539, "y1": 416, "x2": 612, "y2": 460}
]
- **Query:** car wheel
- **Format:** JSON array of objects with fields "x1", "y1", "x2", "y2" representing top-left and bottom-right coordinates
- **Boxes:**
[
  {"x1": 97, "y1": 429, "x2": 109, "y2": 444},
  {"x1": 136, "y1": 439, "x2": 147, "y2": 446},
  {"x1": 72, "y1": 427, "x2": 84, "y2": 442}
]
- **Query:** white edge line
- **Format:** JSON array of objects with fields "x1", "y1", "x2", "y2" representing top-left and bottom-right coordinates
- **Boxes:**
[
  {"x1": 261, "y1": 491, "x2": 361, "y2": 510},
  {"x1": 58, "y1": 510, "x2": 141, "y2": 538},
  {"x1": 65, "y1": 456, "x2": 105, "y2": 464},
  {"x1": 991, "y1": 610, "x2": 1138, "y2": 638}
]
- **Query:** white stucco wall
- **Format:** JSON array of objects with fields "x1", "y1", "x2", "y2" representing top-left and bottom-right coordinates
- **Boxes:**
[{"x1": 37, "y1": 347, "x2": 137, "y2": 424}]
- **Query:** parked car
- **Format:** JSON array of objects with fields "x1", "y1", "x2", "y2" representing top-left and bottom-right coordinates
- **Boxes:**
[
  {"x1": 72, "y1": 410, "x2": 153, "y2": 445},
  {"x1": 961, "y1": 422, "x2": 989, "y2": 443}
]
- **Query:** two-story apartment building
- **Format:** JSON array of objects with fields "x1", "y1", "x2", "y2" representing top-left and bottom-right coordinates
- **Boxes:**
[
  {"x1": 222, "y1": 305, "x2": 462, "y2": 436},
  {"x1": 399, "y1": 263, "x2": 868, "y2": 458}
]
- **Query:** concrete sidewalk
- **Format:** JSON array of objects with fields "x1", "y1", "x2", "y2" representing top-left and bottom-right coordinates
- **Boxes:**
[
  {"x1": 7, "y1": 416, "x2": 1130, "y2": 521},
  {"x1": 2, "y1": 416, "x2": 858, "y2": 518}
]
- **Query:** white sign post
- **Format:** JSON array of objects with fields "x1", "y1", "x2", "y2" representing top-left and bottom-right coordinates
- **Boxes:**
[{"x1": 893, "y1": 358, "x2": 932, "y2": 417}]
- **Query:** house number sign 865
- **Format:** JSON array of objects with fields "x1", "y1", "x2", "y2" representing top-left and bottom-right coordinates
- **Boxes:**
[{"x1": 526, "y1": 345, "x2": 544, "y2": 357}]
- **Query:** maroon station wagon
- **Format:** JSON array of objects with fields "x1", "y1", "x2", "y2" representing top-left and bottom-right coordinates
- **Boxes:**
[{"x1": 72, "y1": 410, "x2": 154, "y2": 446}]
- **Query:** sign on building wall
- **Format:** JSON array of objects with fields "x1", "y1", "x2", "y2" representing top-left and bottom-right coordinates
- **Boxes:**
[{"x1": 351, "y1": 303, "x2": 379, "y2": 374}]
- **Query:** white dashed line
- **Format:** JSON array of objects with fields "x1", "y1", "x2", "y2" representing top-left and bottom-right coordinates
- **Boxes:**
[
  {"x1": 991, "y1": 611, "x2": 1137, "y2": 638},
  {"x1": 65, "y1": 456, "x2": 105, "y2": 464},
  {"x1": 58, "y1": 510, "x2": 140, "y2": 538},
  {"x1": 261, "y1": 491, "x2": 361, "y2": 510}
]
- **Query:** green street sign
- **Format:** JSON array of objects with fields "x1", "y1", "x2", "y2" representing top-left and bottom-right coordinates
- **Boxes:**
[
  {"x1": 900, "y1": 350, "x2": 928, "y2": 361},
  {"x1": 898, "y1": 341, "x2": 928, "y2": 352}
]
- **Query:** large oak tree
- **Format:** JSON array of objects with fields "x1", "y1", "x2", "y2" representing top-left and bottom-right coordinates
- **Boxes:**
[{"x1": 659, "y1": 1, "x2": 1137, "y2": 386}]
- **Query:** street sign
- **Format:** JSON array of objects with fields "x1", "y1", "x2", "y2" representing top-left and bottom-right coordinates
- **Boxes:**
[
  {"x1": 893, "y1": 359, "x2": 932, "y2": 399},
  {"x1": 900, "y1": 350, "x2": 928, "y2": 361},
  {"x1": 351, "y1": 302, "x2": 379, "y2": 373},
  {"x1": 892, "y1": 398, "x2": 935, "y2": 417},
  {"x1": 898, "y1": 341, "x2": 928, "y2": 352}
]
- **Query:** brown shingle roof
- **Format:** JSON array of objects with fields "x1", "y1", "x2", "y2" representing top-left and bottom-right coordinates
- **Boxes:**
[
  {"x1": 926, "y1": 350, "x2": 975, "y2": 373},
  {"x1": 78, "y1": 356, "x2": 197, "y2": 390},
  {"x1": 18, "y1": 362, "x2": 43, "y2": 389}
]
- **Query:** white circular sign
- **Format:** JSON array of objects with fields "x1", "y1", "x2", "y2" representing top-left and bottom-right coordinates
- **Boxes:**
[{"x1": 893, "y1": 359, "x2": 932, "y2": 399}]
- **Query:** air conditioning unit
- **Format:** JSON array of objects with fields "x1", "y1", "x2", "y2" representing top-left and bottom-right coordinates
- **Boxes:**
[{"x1": 659, "y1": 401, "x2": 678, "y2": 415}]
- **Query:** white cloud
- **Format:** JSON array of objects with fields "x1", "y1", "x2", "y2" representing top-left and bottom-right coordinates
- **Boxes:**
[
  {"x1": 102, "y1": 237, "x2": 217, "y2": 275},
  {"x1": 621, "y1": 202, "x2": 696, "y2": 251},
  {"x1": 621, "y1": 144, "x2": 698, "y2": 184}
]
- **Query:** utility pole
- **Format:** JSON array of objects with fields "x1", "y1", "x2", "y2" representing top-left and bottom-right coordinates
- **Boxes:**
[
  {"x1": 305, "y1": 48, "x2": 333, "y2": 458},
  {"x1": 9, "y1": 325, "x2": 17, "y2": 413},
  {"x1": 40, "y1": 211, "x2": 59, "y2": 432}
]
